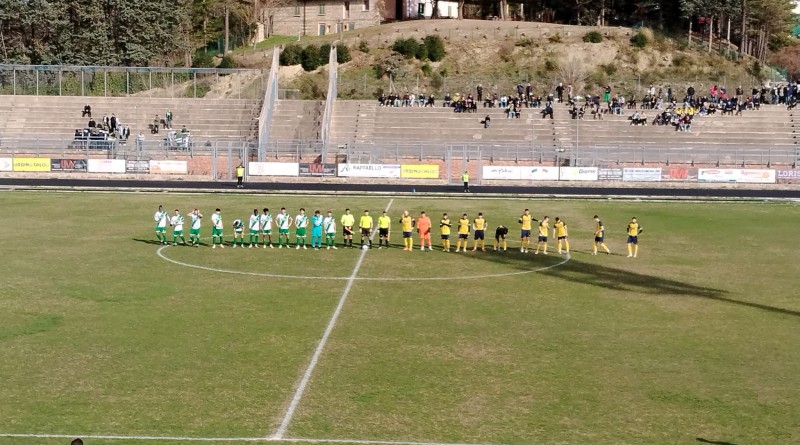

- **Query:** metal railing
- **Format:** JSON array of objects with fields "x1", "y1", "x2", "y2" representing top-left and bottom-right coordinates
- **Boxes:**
[
  {"x1": 1, "y1": 136, "x2": 797, "y2": 168},
  {"x1": 0, "y1": 64, "x2": 267, "y2": 99},
  {"x1": 257, "y1": 49, "x2": 281, "y2": 161},
  {"x1": 320, "y1": 46, "x2": 338, "y2": 161}
]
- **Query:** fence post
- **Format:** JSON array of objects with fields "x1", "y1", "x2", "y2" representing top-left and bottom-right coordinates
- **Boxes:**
[
  {"x1": 35, "y1": 69, "x2": 39, "y2": 95},
  {"x1": 104, "y1": 70, "x2": 108, "y2": 97}
]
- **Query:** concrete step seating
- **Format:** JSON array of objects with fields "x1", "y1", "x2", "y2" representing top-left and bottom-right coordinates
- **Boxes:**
[
  {"x1": 268, "y1": 100, "x2": 324, "y2": 141},
  {"x1": 0, "y1": 96, "x2": 260, "y2": 142}
]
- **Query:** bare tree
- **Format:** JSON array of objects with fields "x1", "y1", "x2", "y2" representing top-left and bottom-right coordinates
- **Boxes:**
[
  {"x1": 556, "y1": 56, "x2": 589, "y2": 92},
  {"x1": 257, "y1": 0, "x2": 296, "y2": 36}
]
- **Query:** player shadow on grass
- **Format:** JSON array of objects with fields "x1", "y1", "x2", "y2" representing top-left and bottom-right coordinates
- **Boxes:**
[
  {"x1": 471, "y1": 251, "x2": 800, "y2": 319},
  {"x1": 132, "y1": 238, "x2": 207, "y2": 247},
  {"x1": 696, "y1": 438, "x2": 739, "y2": 445}
]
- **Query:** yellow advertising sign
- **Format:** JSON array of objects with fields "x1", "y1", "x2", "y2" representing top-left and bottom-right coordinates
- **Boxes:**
[
  {"x1": 13, "y1": 158, "x2": 51, "y2": 172},
  {"x1": 401, "y1": 164, "x2": 439, "y2": 179}
]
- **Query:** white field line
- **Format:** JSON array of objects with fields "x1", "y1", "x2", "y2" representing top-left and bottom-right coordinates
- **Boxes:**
[
  {"x1": 0, "y1": 433, "x2": 534, "y2": 445},
  {"x1": 272, "y1": 199, "x2": 395, "y2": 439}
]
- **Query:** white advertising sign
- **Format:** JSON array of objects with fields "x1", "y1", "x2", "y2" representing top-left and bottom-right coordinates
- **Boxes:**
[
  {"x1": 337, "y1": 163, "x2": 401, "y2": 178},
  {"x1": 149, "y1": 160, "x2": 188, "y2": 174},
  {"x1": 698, "y1": 168, "x2": 776, "y2": 184},
  {"x1": 559, "y1": 167, "x2": 598, "y2": 181},
  {"x1": 482, "y1": 166, "x2": 520, "y2": 180},
  {"x1": 521, "y1": 166, "x2": 559, "y2": 180},
  {"x1": 623, "y1": 167, "x2": 662, "y2": 182},
  {"x1": 0, "y1": 158, "x2": 12, "y2": 172},
  {"x1": 87, "y1": 158, "x2": 126, "y2": 173},
  {"x1": 248, "y1": 162, "x2": 300, "y2": 177}
]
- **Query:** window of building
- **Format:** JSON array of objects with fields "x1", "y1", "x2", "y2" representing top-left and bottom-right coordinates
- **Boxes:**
[
  {"x1": 363, "y1": 0, "x2": 369, "y2": 11},
  {"x1": 318, "y1": 4, "x2": 325, "y2": 15},
  {"x1": 294, "y1": 2, "x2": 301, "y2": 16},
  {"x1": 318, "y1": 23, "x2": 326, "y2": 35}
]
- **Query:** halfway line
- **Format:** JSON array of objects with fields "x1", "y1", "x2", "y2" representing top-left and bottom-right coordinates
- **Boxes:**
[{"x1": 271, "y1": 198, "x2": 395, "y2": 439}]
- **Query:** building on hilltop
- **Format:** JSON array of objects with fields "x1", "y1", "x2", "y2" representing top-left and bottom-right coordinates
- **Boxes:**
[
  {"x1": 382, "y1": 0, "x2": 459, "y2": 20},
  {"x1": 270, "y1": 0, "x2": 381, "y2": 36}
]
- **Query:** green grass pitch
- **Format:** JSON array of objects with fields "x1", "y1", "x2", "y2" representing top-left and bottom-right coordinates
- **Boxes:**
[{"x1": 0, "y1": 191, "x2": 798, "y2": 445}]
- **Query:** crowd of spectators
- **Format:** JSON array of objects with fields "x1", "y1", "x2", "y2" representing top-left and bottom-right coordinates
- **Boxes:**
[{"x1": 75, "y1": 106, "x2": 190, "y2": 150}]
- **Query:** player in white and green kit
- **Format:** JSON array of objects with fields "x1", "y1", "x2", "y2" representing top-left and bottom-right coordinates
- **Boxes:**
[
  {"x1": 189, "y1": 209, "x2": 202, "y2": 246},
  {"x1": 154, "y1": 205, "x2": 169, "y2": 244},
  {"x1": 248, "y1": 209, "x2": 261, "y2": 248},
  {"x1": 323, "y1": 210, "x2": 337, "y2": 250},
  {"x1": 232, "y1": 217, "x2": 245, "y2": 247},
  {"x1": 260, "y1": 208, "x2": 273, "y2": 248},
  {"x1": 170, "y1": 209, "x2": 186, "y2": 245},
  {"x1": 275, "y1": 207, "x2": 292, "y2": 248},
  {"x1": 294, "y1": 208, "x2": 308, "y2": 249},
  {"x1": 211, "y1": 208, "x2": 224, "y2": 248}
]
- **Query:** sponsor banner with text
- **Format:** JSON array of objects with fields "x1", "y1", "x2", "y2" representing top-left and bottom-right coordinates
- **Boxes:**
[
  {"x1": 0, "y1": 158, "x2": 13, "y2": 172},
  {"x1": 698, "y1": 168, "x2": 776, "y2": 183},
  {"x1": 483, "y1": 166, "x2": 521, "y2": 180},
  {"x1": 126, "y1": 160, "x2": 150, "y2": 173},
  {"x1": 598, "y1": 168, "x2": 623, "y2": 181},
  {"x1": 248, "y1": 162, "x2": 300, "y2": 177},
  {"x1": 661, "y1": 167, "x2": 698, "y2": 181},
  {"x1": 559, "y1": 167, "x2": 598, "y2": 181},
  {"x1": 299, "y1": 163, "x2": 336, "y2": 176},
  {"x1": 337, "y1": 163, "x2": 401, "y2": 178},
  {"x1": 623, "y1": 167, "x2": 662, "y2": 182},
  {"x1": 777, "y1": 170, "x2": 800, "y2": 180},
  {"x1": 51, "y1": 159, "x2": 88, "y2": 172},
  {"x1": 87, "y1": 159, "x2": 126, "y2": 173},
  {"x1": 13, "y1": 157, "x2": 51, "y2": 172},
  {"x1": 150, "y1": 160, "x2": 187, "y2": 174},
  {"x1": 401, "y1": 164, "x2": 440, "y2": 179}
]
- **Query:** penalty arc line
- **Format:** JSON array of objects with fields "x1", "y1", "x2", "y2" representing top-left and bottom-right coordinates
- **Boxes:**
[{"x1": 271, "y1": 198, "x2": 395, "y2": 439}]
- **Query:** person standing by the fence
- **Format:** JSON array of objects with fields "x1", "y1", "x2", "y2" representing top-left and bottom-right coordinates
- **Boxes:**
[
  {"x1": 165, "y1": 109, "x2": 173, "y2": 129},
  {"x1": 461, "y1": 171, "x2": 470, "y2": 193},
  {"x1": 236, "y1": 163, "x2": 245, "y2": 188}
]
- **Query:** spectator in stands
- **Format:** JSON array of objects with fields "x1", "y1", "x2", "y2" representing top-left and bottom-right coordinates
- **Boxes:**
[
  {"x1": 556, "y1": 83, "x2": 564, "y2": 103},
  {"x1": 151, "y1": 115, "x2": 160, "y2": 134},
  {"x1": 603, "y1": 85, "x2": 611, "y2": 104},
  {"x1": 541, "y1": 97, "x2": 554, "y2": 119},
  {"x1": 136, "y1": 132, "x2": 145, "y2": 151},
  {"x1": 476, "y1": 84, "x2": 483, "y2": 102},
  {"x1": 110, "y1": 114, "x2": 118, "y2": 133},
  {"x1": 180, "y1": 125, "x2": 189, "y2": 136},
  {"x1": 165, "y1": 109, "x2": 173, "y2": 129},
  {"x1": 82, "y1": 105, "x2": 92, "y2": 118},
  {"x1": 121, "y1": 125, "x2": 130, "y2": 141},
  {"x1": 443, "y1": 93, "x2": 452, "y2": 107},
  {"x1": 426, "y1": 95, "x2": 435, "y2": 107},
  {"x1": 418, "y1": 93, "x2": 426, "y2": 107},
  {"x1": 482, "y1": 115, "x2": 491, "y2": 128},
  {"x1": 88, "y1": 117, "x2": 96, "y2": 128},
  {"x1": 687, "y1": 85, "x2": 695, "y2": 101},
  {"x1": 102, "y1": 114, "x2": 110, "y2": 129}
]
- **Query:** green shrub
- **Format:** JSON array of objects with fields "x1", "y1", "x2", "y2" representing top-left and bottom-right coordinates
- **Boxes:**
[
  {"x1": 599, "y1": 63, "x2": 617, "y2": 76},
  {"x1": 421, "y1": 63, "x2": 432, "y2": 75},
  {"x1": 415, "y1": 43, "x2": 428, "y2": 60},
  {"x1": 423, "y1": 35, "x2": 446, "y2": 61},
  {"x1": 373, "y1": 64, "x2": 385, "y2": 79},
  {"x1": 192, "y1": 51, "x2": 215, "y2": 68},
  {"x1": 439, "y1": 67, "x2": 448, "y2": 77},
  {"x1": 430, "y1": 72, "x2": 444, "y2": 90},
  {"x1": 301, "y1": 45, "x2": 322, "y2": 71},
  {"x1": 337, "y1": 45, "x2": 351, "y2": 63},
  {"x1": 392, "y1": 38, "x2": 420, "y2": 59},
  {"x1": 515, "y1": 37, "x2": 536, "y2": 47},
  {"x1": 319, "y1": 43, "x2": 332, "y2": 63},
  {"x1": 548, "y1": 34, "x2": 562, "y2": 44},
  {"x1": 358, "y1": 40, "x2": 370, "y2": 53},
  {"x1": 630, "y1": 30, "x2": 649, "y2": 48},
  {"x1": 217, "y1": 55, "x2": 237, "y2": 69},
  {"x1": 672, "y1": 54, "x2": 689, "y2": 67},
  {"x1": 583, "y1": 31, "x2": 603, "y2": 43},
  {"x1": 543, "y1": 58, "x2": 558, "y2": 72},
  {"x1": 280, "y1": 44, "x2": 303, "y2": 65}
]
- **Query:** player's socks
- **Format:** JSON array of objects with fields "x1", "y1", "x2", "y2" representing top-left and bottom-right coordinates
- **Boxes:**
[
  {"x1": 627, "y1": 245, "x2": 632, "y2": 256},
  {"x1": 634, "y1": 245, "x2": 638, "y2": 257},
  {"x1": 502, "y1": 240, "x2": 507, "y2": 250},
  {"x1": 564, "y1": 240, "x2": 570, "y2": 252}
]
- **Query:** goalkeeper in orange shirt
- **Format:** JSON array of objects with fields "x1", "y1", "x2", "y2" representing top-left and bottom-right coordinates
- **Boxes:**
[{"x1": 416, "y1": 211, "x2": 433, "y2": 251}]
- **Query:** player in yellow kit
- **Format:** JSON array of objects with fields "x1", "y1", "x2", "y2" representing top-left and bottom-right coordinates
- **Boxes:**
[
  {"x1": 535, "y1": 216, "x2": 549, "y2": 255},
  {"x1": 399, "y1": 210, "x2": 415, "y2": 251},
  {"x1": 592, "y1": 215, "x2": 611, "y2": 255},
  {"x1": 455, "y1": 213, "x2": 470, "y2": 253},
  {"x1": 439, "y1": 213, "x2": 452, "y2": 252},
  {"x1": 359, "y1": 210, "x2": 374, "y2": 249},
  {"x1": 552, "y1": 217, "x2": 570, "y2": 257},
  {"x1": 377, "y1": 210, "x2": 391, "y2": 249},
  {"x1": 471, "y1": 212, "x2": 487, "y2": 252},
  {"x1": 626, "y1": 216, "x2": 642, "y2": 258},
  {"x1": 518, "y1": 208, "x2": 536, "y2": 253}
]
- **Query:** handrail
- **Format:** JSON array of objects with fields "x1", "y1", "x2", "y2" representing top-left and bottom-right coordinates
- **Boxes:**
[
  {"x1": 319, "y1": 46, "x2": 338, "y2": 163},
  {"x1": 257, "y1": 48, "x2": 281, "y2": 161}
]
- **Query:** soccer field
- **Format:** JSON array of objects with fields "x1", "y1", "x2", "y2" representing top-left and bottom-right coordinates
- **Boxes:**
[{"x1": 1, "y1": 191, "x2": 799, "y2": 445}]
